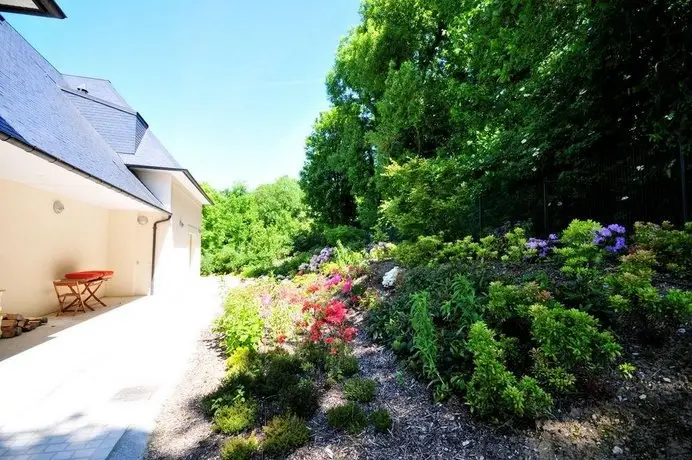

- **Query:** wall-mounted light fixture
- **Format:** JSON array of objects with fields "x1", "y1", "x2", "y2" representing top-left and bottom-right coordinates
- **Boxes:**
[
  {"x1": 137, "y1": 215, "x2": 149, "y2": 225},
  {"x1": 53, "y1": 200, "x2": 64, "y2": 214}
]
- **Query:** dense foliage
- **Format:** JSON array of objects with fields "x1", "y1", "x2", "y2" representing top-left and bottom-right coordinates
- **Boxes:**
[
  {"x1": 369, "y1": 219, "x2": 691, "y2": 420},
  {"x1": 301, "y1": 0, "x2": 692, "y2": 238},
  {"x1": 201, "y1": 177, "x2": 311, "y2": 275}
]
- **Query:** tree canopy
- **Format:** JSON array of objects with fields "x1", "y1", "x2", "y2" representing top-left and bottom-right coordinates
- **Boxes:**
[{"x1": 300, "y1": 0, "x2": 692, "y2": 239}]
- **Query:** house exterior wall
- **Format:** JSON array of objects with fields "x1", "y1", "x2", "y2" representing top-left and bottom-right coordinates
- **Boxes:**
[
  {"x1": 106, "y1": 209, "x2": 164, "y2": 297},
  {"x1": 0, "y1": 178, "x2": 109, "y2": 317},
  {"x1": 152, "y1": 180, "x2": 202, "y2": 294}
]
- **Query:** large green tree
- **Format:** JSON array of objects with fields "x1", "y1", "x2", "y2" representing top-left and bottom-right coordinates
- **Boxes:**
[{"x1": 301, "y1": 0, "x2": 692, "y2": 239}]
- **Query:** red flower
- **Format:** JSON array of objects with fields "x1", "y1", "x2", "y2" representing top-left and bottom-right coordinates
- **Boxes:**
[
  {"x1": 349, "y1": 295, "x2": 360, "y2": 305},
  {"x1": 329, "y1": 346, "x2": 339, "y2": 355},
  {"x1": 277, "y1": 334, "x2": 286, "y2": 344},
  {"x1": 343, "y1": 327, "x2": 358, "y2": 342},
  {"x1": 307, "y1": 284, "x2": 320, "y2": 294},
  {"x1": 325, "y1": 337, "x2": 335, "y2": 344},
  {"x1": 325, "y1": 299, "x2": 347, "y2": 325}
]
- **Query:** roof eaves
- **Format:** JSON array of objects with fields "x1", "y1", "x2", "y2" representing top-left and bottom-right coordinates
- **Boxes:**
[
  {"x1": 127, "y1": 164, "x2": 213, "y2": 205},
  {"x1": 0, "y1": 130, "x2": 170, "y2": 214}
]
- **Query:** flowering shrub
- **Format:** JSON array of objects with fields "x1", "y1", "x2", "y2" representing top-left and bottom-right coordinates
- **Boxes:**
[
  {"x1": 593, "y1": 224, "x2": 627, "y2": 253},
  {"x1": 301, "y1": 298, "x2": 357, "y2": 354},
  {"x1": 299, "y1": 246, "x2": 334, "y2": 273},
  {"x1": 525, "y1": 234, "x2": 559, "y2": 258}
]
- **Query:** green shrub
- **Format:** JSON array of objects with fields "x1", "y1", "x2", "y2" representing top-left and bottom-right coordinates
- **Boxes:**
[
  {"x1": 466, "y1": 322, "x2": 552, "y2": 419},
  {"x1": 333, "y1": 241, "x2": 366, "y2": 270},
  {"x1": 410, "y1": 291, "x2": 438, "y2": 381},
  {"x1": 529, "y1": 304, "x2": 621, "y2": 370},
  {"x1": 370, "y1": 408, "x2": 392, "y2": 432},
  {"x1": 213, "y1": 399, "x2": 258, "y2": 434},
  {"x1": 220, "y1": 435, "x2": 258, "y2": 460},
  {"x1": 226, "y1": 347, "x2": 260, "y2": 377},
  {"x1": 343, "y1": 377, "x2": 377, "y2": 403},
  {"x1": 501, "y1": 227, "x2": 529, "y2": 262},
  {"x1": 607, "y1": 250, "x2": 692, "y2": 334},
  {"x1": 393, "y1": 236, "x2": 444, "y2": 267},
  {"x1": 326, "y1": 352, "x2": 360, "y2": 380},
  {"x1": 554, "y1": 219, "x2": 604, "y2": 277},
  {"x1": 279, "y1": 378, "x2": 320, "y2": 418},
  {"x1": 326, "y1": 402, "x2": 368, "y2": 434},
  {"x1": 262, "y1": 414, "x2": 310, "y2": 457},
  {"x1": 297, "y1": 341, "x2": 328, "y2": 369},
  {"x1": 215, "y1": 288, "x2": 264, "y2": 354},
  {"x1": 324, "y1": 225, "x2": 367, "y2": 248},
  {"x1": 202, "y1": 372, "x2": 257, "y2": 416},
  {"x1": 486, "y1": 281, "x2": 547, "y2": 324},
  {"x1": 257, "y1": 350, "x2": 302, "y2": 396},
  {"x1": 634, "y1": 221, "x2": 692, "y2": 275}
]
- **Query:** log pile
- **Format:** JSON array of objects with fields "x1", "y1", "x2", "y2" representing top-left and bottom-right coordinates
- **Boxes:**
[{"x1": 0, "y1": 314, "x2": 48, "y2": 338}]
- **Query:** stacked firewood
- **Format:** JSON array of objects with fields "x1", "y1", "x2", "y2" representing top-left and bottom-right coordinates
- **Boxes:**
[{"x1": 0, "y1": 314, "x2": 48, "y2": 338}]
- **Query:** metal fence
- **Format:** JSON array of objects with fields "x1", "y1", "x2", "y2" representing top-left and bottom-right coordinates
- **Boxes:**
[{"x1": 477, "y1": 150, "x2": 690, "y2": 235}]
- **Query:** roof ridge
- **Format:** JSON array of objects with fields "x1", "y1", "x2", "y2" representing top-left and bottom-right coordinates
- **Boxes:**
[
  {"x1": 60, "y1": 86, "x2": 135, "y2": 114},
  {"x1": 61, "y1": 73, "x2": 114, "y2": 83}
]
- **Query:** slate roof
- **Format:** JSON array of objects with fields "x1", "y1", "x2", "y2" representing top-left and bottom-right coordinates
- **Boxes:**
[
  {"x1": 0, "y1": 15, "x2": 165, "y2": 210},
  {"x1": 0, "y1": 15, "x2": 210, "y2": 208}
]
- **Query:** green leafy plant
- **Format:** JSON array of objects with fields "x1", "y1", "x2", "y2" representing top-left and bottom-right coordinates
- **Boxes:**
[
  {"x1": 370, "y1": 408, "x2": 392, "y2": 432},
  {"x1": 215, "y1": 288, "x2": 264, "y2": 354},
  {"x1": 634, "y1": 221, "x2": 692, "y2": 275},
  {"x1": 343, "y1": 377, "x2": 377, "y2": 403},
  {"x1": 326, "y1": 352, "x2": 360, "y2": 381},
  {"x1": 618, "y1": 362, "x2": 636, "y2": 380},
  {"x1": 213, "y1": 399, "x2": 258, "y2": 434},
  {"x1": 466, "y1": 322, "x2": 552, "y2": 419},
  {"x1": 554, "y1": 219, "x2": 604, "y2": 277},
  {"x1": 410, "y1": 291, "x2": 440, "y2": 381},
  {"x1": 226, "y1": 346, "x2": 260, "y2": 377},
  {"x1": 220, "y1": 435, "x2": 258, "y2": 460},
  {"x1": 262, "y1": 414, "x2": 310, "y2": 457},
  {"x1": 326, "y1": 402, "x2": 368, "y2": 434},
  {"x1": 393, "y1": 236, "x2": 444, "y2": 267}
]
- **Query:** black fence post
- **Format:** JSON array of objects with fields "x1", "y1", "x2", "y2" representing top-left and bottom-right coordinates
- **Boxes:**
[
  {"x1": 542, "y1": 177, "x2": 549, "y2": 234},
  {"x1": 681, "y1": 144, "x2": 689, "y2": 222},
  {"x1": 478, "y1": 194, "x2": 483, "y2": 235}
]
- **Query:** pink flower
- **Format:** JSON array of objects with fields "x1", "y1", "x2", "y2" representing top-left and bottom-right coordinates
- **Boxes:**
[
  {"x1": 325, "y1": 337, "x2": 335, "y2": 345},
  {"x1": 325, "y1": 299, "x2": 347, "y2": 325},
  {"x1": 277, "y1": 335, "x2": 286, "y2": 344},
  {"x1": 261, "y1": 295, "x2": 272, "y2": 306},
  {"x1": 342, "y1": 279, "x2": 353, "y2": 294}
]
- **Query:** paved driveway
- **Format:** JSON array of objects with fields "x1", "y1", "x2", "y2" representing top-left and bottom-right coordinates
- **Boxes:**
[{"x1": 0, "y1": 277, "x2": 233, "y2": 460}]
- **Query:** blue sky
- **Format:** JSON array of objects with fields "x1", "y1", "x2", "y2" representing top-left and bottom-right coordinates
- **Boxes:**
[{"x1": 5, "y1": 0, "x2": 361, "y2": 189}]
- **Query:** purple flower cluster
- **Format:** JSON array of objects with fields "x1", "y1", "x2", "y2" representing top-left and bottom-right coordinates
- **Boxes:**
[
  {"x1": 593, "y1": 224, "x2": 627, "y2": 253},
  {"x1": 299, "y1": 246, "x2": 335, "y2": 273},
  {"x1": 526, "y1": 234, "x2": 559, "y2": 257}
]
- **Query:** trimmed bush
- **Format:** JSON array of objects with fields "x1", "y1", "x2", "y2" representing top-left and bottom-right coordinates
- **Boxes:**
[
  {"x1": 370, "y1": 408, "x2": 392, "y2": 432},
  {"x1": 326, "y1": 402, "x2": 368, "y2": 434},
  {"x1": 213, "y1": 399, "x2": 258, "y2": 434},
  {"x1": 343, "y1": 377, "x2": 377, "y2": 403},
  {"x1": 262, "y1": 414, "x2": 310, "y2": 457},
  {"x1": 279, "y1": 378, "x2": 319, "y2": 418},
  {"x1": 220, "y1": 435, "x2": 258, "y2": 460},
  {"x1": 326, "y1": 351, "x2": 360, "y2": 380},
  {"x1": 226, "y1": 346, "x2": 259, "y2": 377}
]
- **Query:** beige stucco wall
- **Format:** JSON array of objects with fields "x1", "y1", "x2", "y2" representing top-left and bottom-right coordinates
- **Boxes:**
[
  {"x1": 0, "y1": 170, "x2": 203, "y2": 316},
  {"x1": 106, "y1": 210, "x2": 164, "y2": 297},
  {"x1": 0, "y1": 178, "x2": 109, "y2": 316},
  {"x1": 152, "y1": 180, "x2": 202, "y2": 294}
]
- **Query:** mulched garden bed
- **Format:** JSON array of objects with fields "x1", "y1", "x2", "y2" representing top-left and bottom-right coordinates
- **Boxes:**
[{"x1": 146, "y1": 271, "x2": 691, "y2": 460}]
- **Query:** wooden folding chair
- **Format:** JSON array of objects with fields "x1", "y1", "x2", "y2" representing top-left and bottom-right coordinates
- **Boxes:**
[{"x1": 53, "y1": 279, "x2": 93, "y2": 315}]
